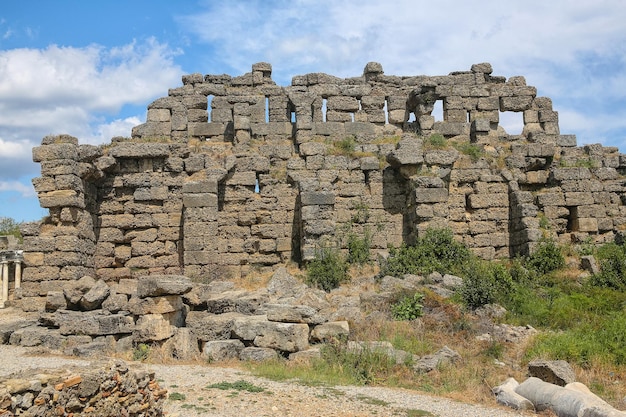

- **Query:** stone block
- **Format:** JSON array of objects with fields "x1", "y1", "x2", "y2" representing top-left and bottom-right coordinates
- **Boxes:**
[
  {"x1": 202, "y1": 339, "x2": 245, "y2": 361},
  {"x1": 136, "y1": 275, "x2": 193, "y2": 298},
  {"x1": 301, "y1": 192, "x2": 335, "y2": 205},
  {"x1": 133, "y1": 314, "x2": 175, "y2": 342},
  {"x1": 252, "y1": 322, "x2": 310, "y2": 353},
  {"x1": 414, "y1": 188, "x2": 449, "y2": 203}
]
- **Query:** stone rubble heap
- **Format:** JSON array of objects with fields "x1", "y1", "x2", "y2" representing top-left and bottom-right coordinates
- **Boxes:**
[{"x1": 0, "y1": 360, "x2": 166, "y2": 417}]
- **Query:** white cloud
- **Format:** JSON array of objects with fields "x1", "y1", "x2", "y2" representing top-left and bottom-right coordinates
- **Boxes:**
[
  {"x1": 0, "y1": 38, "x2": 181, "y2": 181},
  {"x1": 0, "y1": 180, "x2": 36, "y2": 197}
]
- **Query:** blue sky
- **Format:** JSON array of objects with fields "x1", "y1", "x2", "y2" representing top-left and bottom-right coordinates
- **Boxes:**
[{"x1": 1, "y1": 0, "x2": 625, "y2": 222}]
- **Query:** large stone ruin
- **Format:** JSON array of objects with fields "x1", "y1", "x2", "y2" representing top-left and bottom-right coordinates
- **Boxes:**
[{"x1": 19, "y1": 62, "x2": 626, "y2": 289}]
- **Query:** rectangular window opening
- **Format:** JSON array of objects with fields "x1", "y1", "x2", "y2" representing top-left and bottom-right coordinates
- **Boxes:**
[
  {"x1": 322, "y1": 98, "x2": 328, "y2": 122},
  {"x1": 384, "y1": 99, "x2": 389, "y2": 125},
  {"x1": 207, "y1": 95, "x2": 214, "y2": 123},
  {"x1": 265, "y1": 96, "x2": 270, "y2": 123}
]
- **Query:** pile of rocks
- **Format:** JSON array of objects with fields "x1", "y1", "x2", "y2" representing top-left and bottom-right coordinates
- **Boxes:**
[
  {"x1": 3, "y1": 270, "x2": 351, "y2": 361},
  {"x1": 0, "y1": 360, "x2": 166, "y2": 416}
]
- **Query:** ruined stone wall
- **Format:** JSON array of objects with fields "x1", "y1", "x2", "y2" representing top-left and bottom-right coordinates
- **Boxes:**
[{"x1": 21, "y1": 62, "x2": 626, "y2": 290}]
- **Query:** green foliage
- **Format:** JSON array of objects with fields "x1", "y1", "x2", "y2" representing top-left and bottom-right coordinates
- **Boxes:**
[
  {"x1": 333, "y1": 136, "x2": 357, "y2": 156},
  {"x1": 391, "y1": 292, "x2": 424, "y2": 321},
  {"x1": 0, "y1": 217, "x2": 22, "y2": 241},
  {"x1": 526, "y1": 312, "x2": 626, "y2": 366},
  {"x1": 454, "y1": 142, "x2": 484, "y2": 162},
  {"x1": 426, "y1": 133, "x2": 446, "y2": 149},
  {"x1": 459, "y1": 261, "x2": 513, "y2": 309},
  {"x1": 168, "y1": 392, "x2": 186, "y2": 401},
  {"x1": 319, "y1": 341, "x2": 396, "y2": 385},
  {"x1": 381, "y1": 228, "x2": 472, "y2": 277},
  {"x1": 207, "y1": 380, "x2": 266, "y2": 393},
  {"x1": 306, "y1": 246, "x2": 349, "y2": 292},
  {"x1": 526, "y1": 239, "x2": 565, "y2": 275},
  {"x1": 590, "y1": 242, "x2": 626, "y2": 290},
  {"x1": 347, "y1": 231, "x2": 371, "y2": 266},
  {"x1": 132, "y1": 343, "x2": 150, "y2": 361}
]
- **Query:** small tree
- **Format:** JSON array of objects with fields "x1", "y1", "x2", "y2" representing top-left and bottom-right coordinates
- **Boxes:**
[{"x1": 0, "y1": 217, "x2": 22, "y2": 241}]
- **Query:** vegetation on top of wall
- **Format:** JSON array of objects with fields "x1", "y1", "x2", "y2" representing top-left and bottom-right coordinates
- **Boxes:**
[{"x1": 0, "y1": 217, "x2": 22, "y2": 242}]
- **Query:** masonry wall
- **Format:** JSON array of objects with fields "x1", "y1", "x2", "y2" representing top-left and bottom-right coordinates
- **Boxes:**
[{"x1": 21, "y1": 62, "x2": 626, "y2": 292}]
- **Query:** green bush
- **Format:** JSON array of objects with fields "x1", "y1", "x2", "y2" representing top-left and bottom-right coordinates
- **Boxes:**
[
  {"x1": 306, "y1": 247, "x2": 349, "y2": 292},
  {"x1": 347, "y1": 231, "x2": 371, "y2": 265},
  {"x1": 319, "y1": 341, "x2": 396, "y2": 385},
  {"x1": 381, "y1": 228, "x2": 471, "y2": 277},
  {"x1": 526, "y1": 239, "x2": 565, "y2": 275},
  {"x1": 459, "y1": 261, "x2": 513, "y2": 309},
  {"x1": 0, "y1": 217, "x2": 22, "y2": 242},
  {"x1": 391, "y1": 292, "x2": 424, "y2": 321},
  {"x1": 426, "y1": 133, "x2": 446, "y2": 149},
  {"x1": 590, "y1": 243, "x2": 626, "y2": 290}
]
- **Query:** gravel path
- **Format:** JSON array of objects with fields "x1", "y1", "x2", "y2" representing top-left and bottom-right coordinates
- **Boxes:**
[{"x1": 0, "y1": 345, "x2": 531, "y2": 417}]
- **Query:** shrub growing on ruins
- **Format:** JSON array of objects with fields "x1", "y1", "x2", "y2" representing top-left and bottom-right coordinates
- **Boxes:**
[
  {"x1": 590, "y1": 242, "x2": 626, "y2": 290},
  {"x1": 381, "y1": 228, "x2": 471, "y2": 277},
  {"x1": 459, "y1": 261, "x2": 513, "y2": 309},
  {"x1": 347, "y1": 231, "x2": 371, "y2": 265},
  {"x1": 391, "y1": 292, "x2": 424, "y2": 321},
  {"x1": 526, "y1": 238, "x2": 565, "y2": 275},
  {"x1": 426, "y1": 133, "x2": 446, "y2": 149},
  {"x1": 306, "y1": 247, "x2": 349, "y2": 292}
]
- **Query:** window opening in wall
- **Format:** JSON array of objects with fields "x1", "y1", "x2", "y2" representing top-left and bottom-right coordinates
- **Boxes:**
[
  {"x1": 255, "y1": 173, "x2": 261, "y2": 194},
  {"x1": 350, "y1": 113, "x2": 355, "y2": 122},
  {"x1": 207, "y1": 95, "x2": 214, "y2": 123},
  {"x1": 364, "y1": 170, "x2": 370, "y2": 186},
  {"x1": 432, "y1": 100, "x2": 443, "y2": 122},
  {"x1": 407, "y1": 112, "x2": 416, "y2": 123},
  {"x1": 466, "y1": 111, "x2": 471, "y2": 123},
  {"x1": 566, "y1": 206, "x2": 578, "y2": 232},
  {"x1": 499, "y1": 111, "x2": 523, "y2": 135},
  {"x1": 265, "y1": 96, "x2": 270, "y2": 123},
  {"x1": 291, "y1": 111, "x2": 296, "y2": 123},
  {"x1": 322, "y1": 98, "x2": 327, "y2": 122},
  {"x1": 384, "y1": 99, "x2": 389, "y2": 124},
  {"x1": 357, "y1": 98, "x2": 362, "y2": 111}
]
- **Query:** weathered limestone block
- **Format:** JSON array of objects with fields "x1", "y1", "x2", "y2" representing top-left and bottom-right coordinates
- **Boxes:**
[
  {"x1": 467, "y1": 193, "x2": 508, "y2": 209},
  {"x1": 32, "y1": 143, "x2": 79, "y2": 162},
  {"x1": 387, "y1": 137, "x2": 423, "y2": 166},
  {"x1": 264, "y1": 304, "x2": 323, "y2": 324},
  {"x1": 45, "y1": 291, "x2": 67, "y2": 312},
  {"x1": 133, "y1": 314, "x2": 175, "y2": 342},
  {"x1": 51, "y1": 310, "x2": 135, "y2": 336},
  {"x1": 186, "y1": 311, "x2": 246, "y2": 341},
  {"x1": 79, "y1": 279, "x2": 110, "y2": 311},
  {"x1": 414, "y1": 188, "x2": 449, "y2": 204},
  {"x1": 231, "y1": 314, "x2": 271, "y2": 341},
  {"x1": 424, "y1": 149, "x2": 459, "y2": 165},
  {"x1": 252, "y1": 322, "x2": 310, "y2": 353},
  {"x1": 310, "y1": 321, "x2": 350, "y2": 343},
  {"x1": 413, "y1": 346, "x2": 461, "y2": 373},
  {"x1": 136, "y1": 275, "x2": 192, "y2": 298},
  {"x1": 202, "y1": 339, "x2": 245, "y2": 361},
  {"x1": 528, "y1": 359, "x2": 576, "y2": 386},
  {"x1": 128, "y1": 295, "x2": 183, "y2": 315},
  {"x1": 9, "y1": 326, "x2": 66, "y2": 349},
  {"x1": 202, "y1": 290, "x2": 269, "y2": 315}
]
